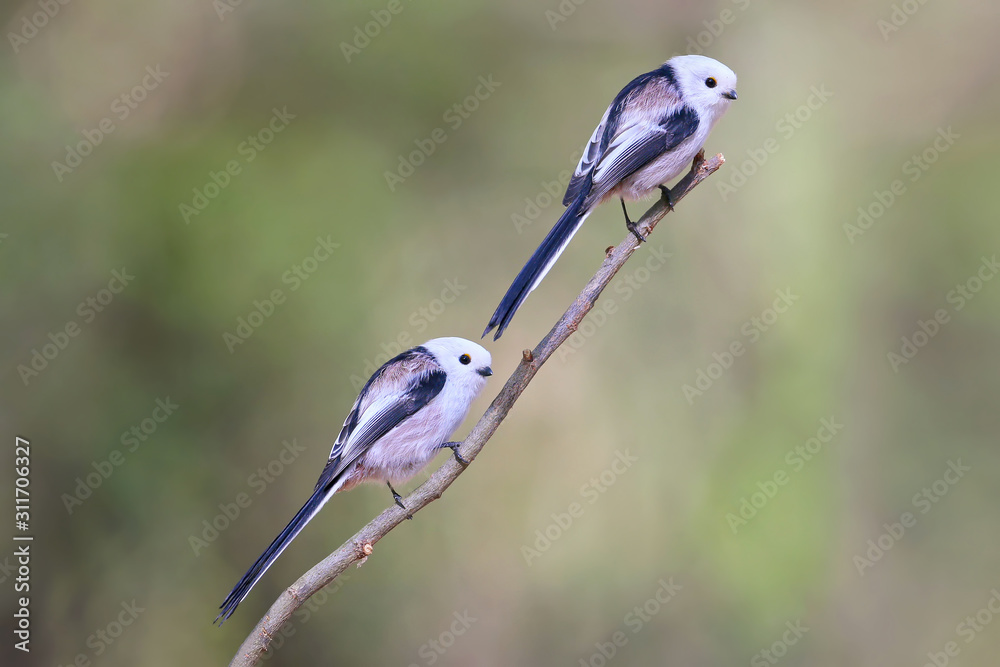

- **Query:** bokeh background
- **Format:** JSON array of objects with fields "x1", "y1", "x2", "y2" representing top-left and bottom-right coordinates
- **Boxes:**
[{"x1": 2, "y1": 0, "x2": 1000, "y2": 665}]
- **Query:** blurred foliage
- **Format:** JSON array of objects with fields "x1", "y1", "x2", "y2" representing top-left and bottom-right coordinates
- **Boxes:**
[{"x1": 2, "y1": 0, "x2": 1000, "y2": 665}]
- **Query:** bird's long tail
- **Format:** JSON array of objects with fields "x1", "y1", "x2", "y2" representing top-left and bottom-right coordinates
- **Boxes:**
[
  {"x1": 215, "y1": 475, "x2": 346, "y2": 624},
  {"x1": 484, "y1": 197, "x2": 591, "y2": 340}
]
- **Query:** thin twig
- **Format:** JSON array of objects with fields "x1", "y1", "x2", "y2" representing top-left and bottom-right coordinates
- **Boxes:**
[{"x1": 228, "y1": 151, "x2": 725, "y2": 667}]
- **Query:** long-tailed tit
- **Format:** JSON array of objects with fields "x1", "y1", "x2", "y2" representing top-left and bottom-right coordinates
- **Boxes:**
[
  {"x1": 484, "y1": 54, "x2": 738, "y2": 340},
  {"x1": 216, "y1": 337, "x2": 493, "y2": 623}
]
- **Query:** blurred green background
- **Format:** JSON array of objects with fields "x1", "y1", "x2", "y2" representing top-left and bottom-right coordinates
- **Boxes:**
[{"x1": 3, "y1": 0, "x2": 1000, "y2": 665}]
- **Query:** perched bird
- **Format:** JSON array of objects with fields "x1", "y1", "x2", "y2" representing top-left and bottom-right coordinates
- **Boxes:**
[
  {"x1": 216, "y1": 337, "x2": 493, "y2": 623},
  {"x1": 484, "y1": 54, "x2": 738, "y2": 340}
]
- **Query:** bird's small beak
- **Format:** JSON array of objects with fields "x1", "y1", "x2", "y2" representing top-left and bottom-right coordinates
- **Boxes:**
[
  {"x1": 478, "y1": 366, "x2": 493, "y2": 377},
  {"x1": 722, "y1": 90, "x2": 738, "y2": 100}
]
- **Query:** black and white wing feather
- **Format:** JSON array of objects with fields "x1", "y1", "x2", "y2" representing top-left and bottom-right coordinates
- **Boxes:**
[
  {"x1": 563, "y1": 103, "x2": 614, "y2": 206},
  {"x1": 584, "y1": 106, "x2": 699, "y2": 206},
  {"x1": 563, "y1": 64, "x2": 698, "y2": 208},
  {"x1": 314, "y1": 348, "x2": 445, "y2": 491}
]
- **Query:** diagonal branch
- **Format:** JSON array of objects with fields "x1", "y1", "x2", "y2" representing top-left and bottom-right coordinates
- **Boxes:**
[{"x1": 228, "y1": 151, "x2": 725, "y2": 667}]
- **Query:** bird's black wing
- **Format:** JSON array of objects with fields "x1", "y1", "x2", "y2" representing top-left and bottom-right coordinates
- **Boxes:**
[
  {"x1": 563, "y1": 66, "x2": 678, "y2": 206},
  {"x1": 584, "y1": 105, "x2": 699, "y2": 207},
  {"x1": 312, "y1": 365, "x2": 446, "y2": 492}
]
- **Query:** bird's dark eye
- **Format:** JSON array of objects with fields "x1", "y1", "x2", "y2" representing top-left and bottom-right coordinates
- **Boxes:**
[
  {"x1": 459, "y1": 354, "x2": 471, "y2": 365},
  {"x1": 705, "y1": 77, "x2": 717, "y2": 88}
]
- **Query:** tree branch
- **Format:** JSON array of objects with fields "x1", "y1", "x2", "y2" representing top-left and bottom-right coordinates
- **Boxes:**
[{"x1": 228, "y1": 151, "x2": 725, "y2": 667}]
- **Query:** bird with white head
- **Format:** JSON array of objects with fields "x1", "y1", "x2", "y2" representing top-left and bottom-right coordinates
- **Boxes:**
[
  {"x1": 484, "y1": 54, "x2": 738, "y2": 340},
  {"x1": 216, "y1": 337, "x2": 492, "y2": 623}
]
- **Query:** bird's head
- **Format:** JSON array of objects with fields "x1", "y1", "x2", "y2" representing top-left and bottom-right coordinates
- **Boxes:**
[
  {"x1": 423, "y1": 337, "x2": 494, "y2": 389},
  {"x1": 669, "y1": 55, "x2": 738, "y2": 119}
]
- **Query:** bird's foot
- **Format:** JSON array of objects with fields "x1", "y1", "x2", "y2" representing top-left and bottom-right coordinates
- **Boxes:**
[
  {"x1": 438, "y1": 441, "x2": 470, "y2": 466},
  {"x1": 387, "y1": 482, "x2": 412, "y2": 519},
  {"x1": 626, "y1": 220, "x2": 647, "y2": 243},
  {"x1": 620, "y1": 199, "x2": 646, "y2": 243},
  {"x1": 658, "y1": 185, "x2": 675, "y2": 211}
]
